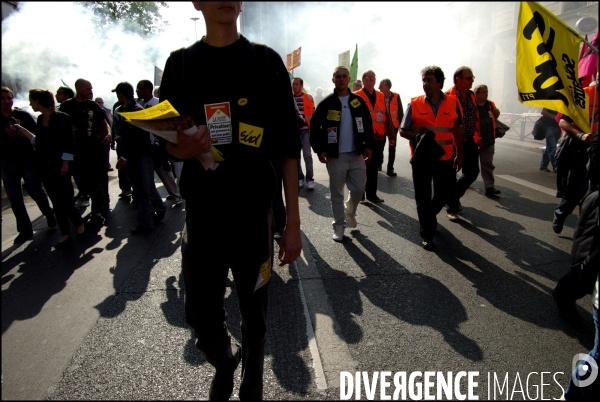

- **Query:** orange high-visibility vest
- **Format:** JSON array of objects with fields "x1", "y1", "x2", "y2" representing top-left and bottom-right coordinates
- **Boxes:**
[
  {"x1": 410, "y1": 94, "x2": 459, "y2": 160},
  {"x1": 473, "y1": 100, "x2": 498, "y2": 147},
  {"x1": 298, "y1": 92, "x2": 314, "y2": 127},
  {"x1": 585, "y1": 86, "x2": 599, "y2": 133},
  {"x1": 388, "y1": 92, "x2": 401, "y2": 129},
  {"x1": 354, "y1": 88, "x2": 387, "y2": 137}
]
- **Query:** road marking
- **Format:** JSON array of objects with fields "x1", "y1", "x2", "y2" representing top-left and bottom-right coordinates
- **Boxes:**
[
  {"x1": 294, "y1": 259, "x2": 327, "y2": 390},
  {"x1": 496, "y1": 175, "x2": 556, "y2": 196},
  {"x1": 294, "y1": 232, "x2": 358, "y2": 389}
]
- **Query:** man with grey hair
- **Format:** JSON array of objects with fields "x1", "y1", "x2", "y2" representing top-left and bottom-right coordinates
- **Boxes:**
[
  {"x1": 311, "y1": 66, "x2": 374, "y2": 241},
  {"x1": 446, "y1": 66, "x2": 479, "y2": 216}
]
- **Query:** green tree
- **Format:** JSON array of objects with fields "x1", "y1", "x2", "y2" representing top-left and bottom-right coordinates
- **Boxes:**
[{"x1": 78, "y1": 1, "x2": 169, "y2": 36}]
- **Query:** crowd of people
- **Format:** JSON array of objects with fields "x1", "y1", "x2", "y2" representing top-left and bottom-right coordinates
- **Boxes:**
[
  {"x1": 1, "y1": 2, "x2": 598, "y2": 400},
  {"x1": 1, "y1": 77, "x2": 185, "y2": 247}
]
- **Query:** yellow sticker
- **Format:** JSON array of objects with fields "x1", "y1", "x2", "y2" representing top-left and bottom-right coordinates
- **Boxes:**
[
  {"x1": 254, "y1": 258, "x2": 271, "y2": 292},
  {"x1": 238, "y1": 98, "x2": 248, "y2": 106},
  {"x1": 350, "y1": 98, "x2": 361, "y2": 108},
  {"x1": 239, "y1": 122, "x2": 264, "y2": 147},
  {"x1": 327, "y1": 110, "x2": 341, "y2": 121}
]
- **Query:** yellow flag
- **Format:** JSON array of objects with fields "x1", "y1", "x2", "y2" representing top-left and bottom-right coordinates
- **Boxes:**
[{"x1": 516, "y1": 2, "x2": 589, "y2": 133}]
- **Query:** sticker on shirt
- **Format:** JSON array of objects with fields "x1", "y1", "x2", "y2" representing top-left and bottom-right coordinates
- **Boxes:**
[
  {"x1": 327, "y1": 127, "x2": 338, "y2": 143},
  {"x1": 376, "y1": 110, "x2": 384, "y2": 123},
  {"x1": 204, "y1": 102, "x2": 232, "y2": 145},
  {"x1": 254, "y1": 258, "x2": 271, "y2": 292},
  {"x1": 355, "y1": 117, "x2": 364, "y2": 133},
  {"x1": 488, "y1": 110, "x2": 493, "y2": 118},
  {"x1": 327, "y1": 110, "x2": 341, "y2": 121},
  {"x1": 350, "y1": 98, "x2": 361, "y2": 108},
  {"x1": 239, "y1": 122, "x2": 264, "y2": 148}
]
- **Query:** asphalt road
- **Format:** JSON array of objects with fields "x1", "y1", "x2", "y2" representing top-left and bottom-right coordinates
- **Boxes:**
[{"x1": 1, "y1": 131, "x2": 595, "y2": 400}]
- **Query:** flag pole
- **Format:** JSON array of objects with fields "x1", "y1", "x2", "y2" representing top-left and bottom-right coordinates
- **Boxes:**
[
  {"x1": 591, "y1": 77, "x2": 597, "y2": 134},
  {"x1": 582, "y1": 37, "x2": 599, "y2": 55}
]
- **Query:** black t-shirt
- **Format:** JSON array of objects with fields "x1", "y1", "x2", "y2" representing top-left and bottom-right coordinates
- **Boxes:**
[
  {"x1": 160, "y1": 34, "x2": 301, "y2": 214},
  {"x1": 1, "y1": 108, "x2": 37, "y2": 162},
  {"x1": 33, "y1": 111, "x2": 75, "y2": 176},
  {"x1": 59, "y1": 98, "x2": 106, "y2": 152}
]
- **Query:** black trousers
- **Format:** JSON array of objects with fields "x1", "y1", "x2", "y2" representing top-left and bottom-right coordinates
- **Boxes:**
[
  {"x1": 412, "y1": 159, "x2": 457, "y2": 240},
  {"x1": 41, "y1": 172, "x2": 83, "y2": 236},
  {"x1": 366, "y1": 139, "x2": 386, "y2": 197},
  {"x1": 116, "y1": 141, "x2": 132, "y2": 192},
  {"x1": 181, "y1": 207, "x2": 273, "y2": 400},
  {"x1": 456, "y1": 139, "x2": 480, "y2": 199},
  {"x1": 79, "y1": 145, "x2": 109, "y2": 216}
]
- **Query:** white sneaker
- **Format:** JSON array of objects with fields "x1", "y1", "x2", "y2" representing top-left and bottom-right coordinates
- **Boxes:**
[
  {"x1": 332, "y1": 225, "x2": 344, "y2": 242},
  {"x1": 447, "y1": 212, "x2": 460, "y2": 222},
  {"x1": 298, "y1": 180, "x2": 304, "y2": 188},
  {"x1": 344, "y1": 209, "x2": 357, "y2": 228},
  {"x1": 307, "y1": 181, "x2": 315, "y2": 190}
]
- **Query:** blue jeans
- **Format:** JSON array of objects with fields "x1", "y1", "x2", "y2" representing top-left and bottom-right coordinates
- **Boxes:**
[
  {"x1": 541, "y1": 126, "x2": 561, "y2": 171},
  {"x1": 1, "y1": 159, "x2": 53, "y2": 234},
  {"x1": 565, "y1": 306, "x2": 599, "y2": 401},
  {"x1": 126, "y1": 154, "x2": 166, "y2": 229},
  {"x1": 297, "y1": 129, "x2": 313, "y2": 182}
]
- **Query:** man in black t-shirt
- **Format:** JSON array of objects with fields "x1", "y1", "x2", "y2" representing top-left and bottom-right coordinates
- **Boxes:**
[
  {"x1": 59, "y1": 79, "x2": 110, "y2": 226},
  {"x1": 1, "y1": 86, "x2": 55, "y2": 243},
  {"x1": 113, "y1": 82, "x2": 166, "y2": 235},
  {"x1": 159, "y1": 3, "x2": 301, "y2": 400}
]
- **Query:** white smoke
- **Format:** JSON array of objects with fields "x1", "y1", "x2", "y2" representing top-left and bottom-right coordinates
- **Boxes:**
[{"x1": 1, "y1": 1, "x2": 204, "y2": 112}]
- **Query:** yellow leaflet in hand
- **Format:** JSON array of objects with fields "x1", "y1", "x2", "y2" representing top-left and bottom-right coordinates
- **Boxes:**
[{"x1": 118, "y1": 100, "x2": 180, "y2": 121}]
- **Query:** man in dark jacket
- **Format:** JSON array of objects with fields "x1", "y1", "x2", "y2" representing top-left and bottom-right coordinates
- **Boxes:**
[
  {"x1": 310, "y1": 66, "x2": 374, "y2": 242},
  {"x1": 113, "y1": 82, "x2": 166, "y2": 235}
]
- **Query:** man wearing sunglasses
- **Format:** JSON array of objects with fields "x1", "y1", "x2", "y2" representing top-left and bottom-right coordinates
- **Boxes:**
[{"x1": 446, "y1": 66, "x2": 479, "y2": 218}]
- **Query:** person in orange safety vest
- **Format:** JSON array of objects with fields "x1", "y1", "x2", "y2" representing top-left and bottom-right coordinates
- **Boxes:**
[
  {"x1": 378, "y1": 78, "x2": 404, "y2": 177},
  {"x1": 400, "y1": 65, "x2": 463, "y2": 251},
  {"x1": 354, "y1": 70, "x2": 394, "y2": 203},
  {"x1": 292, "y1": 77, "x2": 315, "y2": 190}
]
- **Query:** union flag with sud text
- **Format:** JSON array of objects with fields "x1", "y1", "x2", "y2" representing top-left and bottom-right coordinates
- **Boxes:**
[{"x1": 516, "y1": 1, "x2": 590, "y2": 133}]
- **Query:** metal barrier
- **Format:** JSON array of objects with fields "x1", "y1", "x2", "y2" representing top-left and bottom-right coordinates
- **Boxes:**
[{"x1": 498, "y1": 113, "x2": 541, "y2": 141}]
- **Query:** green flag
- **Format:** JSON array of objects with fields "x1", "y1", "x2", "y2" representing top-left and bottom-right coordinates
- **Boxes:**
[
  {"x1": 60, "y1": 79, "x2": 71, "y2": 88},
  {"x1": 349, "y1": 44, "x2": 358, "y2": 83}
]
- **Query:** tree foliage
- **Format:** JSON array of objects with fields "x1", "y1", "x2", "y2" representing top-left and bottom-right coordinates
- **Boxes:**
[{"x1": 78, "y1": 1, "x2": 169, "y2": 36}]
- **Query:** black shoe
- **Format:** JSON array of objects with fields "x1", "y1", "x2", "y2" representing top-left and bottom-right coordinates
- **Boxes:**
[
  {"x1": 366, "y1": 195, "x2": 384, "y2": 203},
  {"x1": 14, "y1": 231, "x2": 34, "y2": 244},
  {"x1": 540, "y1": 167, "x2": 551, "y2": 172},
  {"x1": 552, "y1": 215, "x2": 564, "y2": 234},
  {"x1": 131, "y1": 226, "x2": 153, "y2": 235},
  {"x1": 386, "y1": 171, "x2": 397, "y2": 177},
  {"x1": 53, "y1": 237, "x2": 73, "y2": 249},
  {"x1": 208, "y1": 344, "x2": 242, "y2": 401},
  {"x1": 166, "y1": 195, "x2": 174, "y2": 201},
  {"x1": 485, "y1": 187, "x2": 501, "y2": 196},
  {"x1": 552, "y1": 288, "x2": 582, "y2": 323},
  {"x1": 360, "y1": 192, "x2": 366, "y2": 203},
  {"x1": 153, "y1": 210, "x2": 166, "y2": 224},
  {"x1": 90, "y1": 213, "x2": 105, "y2": 227},
  {"x1": 377, "y1": 166, "x2": 382, "y2": 172},
  {"x1": 422, "y1": 239, "x2": 436, "y2": 251},
  {"x1": 46, "y1": 214, "x2": 57, "y2": 228}
]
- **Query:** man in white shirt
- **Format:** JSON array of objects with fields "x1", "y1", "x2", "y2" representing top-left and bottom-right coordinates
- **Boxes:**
[{"x1": 310, "y1": 67, "x2": 374, "y2": 241}]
